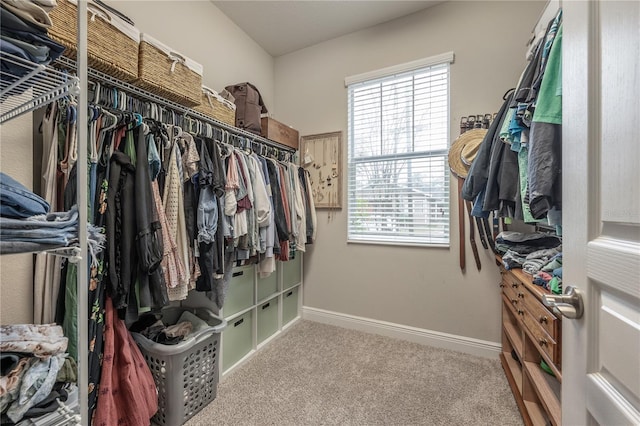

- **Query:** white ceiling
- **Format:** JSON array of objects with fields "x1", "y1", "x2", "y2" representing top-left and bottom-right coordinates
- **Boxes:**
[{"x1": 212, "y1": 1, "x2": 442, "y2": 57}]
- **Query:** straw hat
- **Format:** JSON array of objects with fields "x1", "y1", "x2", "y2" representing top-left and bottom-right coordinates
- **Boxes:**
[{"x1": 448, "y1": 129, "x2": 487, "y2": 179}]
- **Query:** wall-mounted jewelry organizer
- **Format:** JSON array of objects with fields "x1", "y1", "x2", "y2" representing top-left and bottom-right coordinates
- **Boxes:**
[{"x1": 301, "y1": 131, "x2": 342, "y2": 209}]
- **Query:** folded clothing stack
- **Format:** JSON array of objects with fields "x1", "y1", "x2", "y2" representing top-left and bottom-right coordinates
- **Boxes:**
[
  {"x1": 533, "y1": 253, "x2": 563, "y2": 294},
  {"x1": 0, "y1": 173, "x2": 105, "y2": 256},
  {"x1": 0, "y1": 173, "x2": 49, "y2": 219},
  {"x1": 0, "y1": 0, "x2": 65, "y2": 75},
  {"x1": 496, "y1": 231, "x2": 561, "y2": 270},
  {"x1": 0, "y1": 324, "x2": 77, "y2": 425}
]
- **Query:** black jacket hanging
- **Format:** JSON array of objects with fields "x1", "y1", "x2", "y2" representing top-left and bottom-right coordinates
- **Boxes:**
[
  {"x1": 266, "y1": 159, "x2": 289, "y2": 242},
  {"x1": 106, "y1": 150, "x2": 137, "y2": 315},
  {"x1": 461, "y1": 90, "x2": 514, "y2": 203},
  {"x1": 195, "y1": 138, "x2": 217, "y2": 292},
  {"x1": 133, "y1": 125, "x2": 168, "y2": 314}
]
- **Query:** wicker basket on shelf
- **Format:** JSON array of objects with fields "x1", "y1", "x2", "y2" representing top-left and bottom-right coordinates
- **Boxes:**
[
  {"x1": 136, "y1": 34, "x2": 203, "y2": 108},
  {"x1": 192, "y1": 86, "x2": 236, "y2": 126},
  {"x1": 49, "y1": 0, "x2": 139, "y2": 81}
]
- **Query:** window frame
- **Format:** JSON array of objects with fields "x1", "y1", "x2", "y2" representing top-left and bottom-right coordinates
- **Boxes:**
[{"x1": 345, "y1": 52, "x2": 454, "y2": 248}]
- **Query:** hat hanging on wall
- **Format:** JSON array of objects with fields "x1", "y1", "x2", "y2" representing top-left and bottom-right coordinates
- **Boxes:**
[{"x1": 448, "y1": 128, "x2": 488, "y2": 179}]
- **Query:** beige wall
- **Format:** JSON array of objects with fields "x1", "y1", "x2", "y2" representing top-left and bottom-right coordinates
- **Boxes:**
[
  {"x1": 0, "y1": 114, "x2": 34, "y2": 324},
  {"x1": 273, "y1": 1, "x2": 545, "y2": 342},
  {"x1": 108, "y1": 0, "x2": 276, "y2": 110},
  {"x1": 1, "y1": 1, "x2": 276, "y2": 324}
]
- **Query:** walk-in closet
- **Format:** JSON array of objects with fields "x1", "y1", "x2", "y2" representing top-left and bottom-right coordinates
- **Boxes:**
[{"x1": 1, "y1": 1, "x2": 638, "y2": 425}]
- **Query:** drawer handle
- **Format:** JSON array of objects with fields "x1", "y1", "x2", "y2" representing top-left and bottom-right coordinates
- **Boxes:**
[
  {"x1": 518, "y1": 293, "x2": 525, "y2": 299},
  {"x1": 261, "y1": 303, "x2": 270, "y2": 310},
  {"x1": 539, "y1": 315, "x2": 548, "y2": 324},
  {"x1": 285, "y1": 291, "x2": 293, "y2": 297},
  {"x1": 234, "y1": 318, "x2": 244, "y2": 327},
  {"x1": 499, "y1": 283, "x2": 505, "y2": 288},
  {"x1": 232, "y1": 271, "x2": 244, "y2": 277},
  {"x1": 511, "y1": 282, "x2": 519, "y2": 288},
  {"x1": 511, "y1": 299, "x2": 518, "y2": 305},
  {"x1": 539, "y1": 338, "x2": 548, "y2": 347},
  {"x1": 517, "y1": 309, "x2": 524, "y2": 316}
]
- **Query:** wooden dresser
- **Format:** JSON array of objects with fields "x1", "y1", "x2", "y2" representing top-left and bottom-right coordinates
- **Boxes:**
[{"x1": 498, "y1": 261, "x2": 562, "y2": 426}]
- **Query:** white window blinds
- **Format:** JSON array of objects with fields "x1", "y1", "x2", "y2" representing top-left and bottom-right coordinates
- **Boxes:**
[{"x1": 347, "y1": 59, "x2": 451, "y2": 246}]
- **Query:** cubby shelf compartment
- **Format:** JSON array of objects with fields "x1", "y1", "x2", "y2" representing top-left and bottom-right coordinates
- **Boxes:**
[{"x1": 524, "y1": 361, "x2": 561, "y2": 426}]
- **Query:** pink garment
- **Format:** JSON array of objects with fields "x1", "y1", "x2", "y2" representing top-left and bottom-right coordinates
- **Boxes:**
[
  {"x1": 535, "y1": 271, "x2": 553, "y2": 282},
  {"x1": 93, "y1": 298, "x2": 158, "y2": 426},
  {"x1": 225, "y1": 152, "x2": 239, "y2": 190}
]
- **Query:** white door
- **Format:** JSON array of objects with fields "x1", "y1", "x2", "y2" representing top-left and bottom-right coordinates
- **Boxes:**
[{"x1": 562, "y1": 1, "x2": 640, "y2": 425}]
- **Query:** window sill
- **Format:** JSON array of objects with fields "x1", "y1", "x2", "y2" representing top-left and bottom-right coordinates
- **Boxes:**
[{"x1": 346, "y1": 239, "x2": 450, "y2": 249}]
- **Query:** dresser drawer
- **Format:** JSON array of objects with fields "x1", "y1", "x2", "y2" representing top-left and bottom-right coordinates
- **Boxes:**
[
  {"x1": 522, "y1": 307, "x2": 559, "y2": 364},
  {"x1": 523, "y1": 291, "x2": 559, "y2": 341},
  {"x1": 502, "y1": 281, "x2": 522, "y2": 312},
  {"x1": 505, "y1": 272, "x2": 525, "y2": 294},
  {"x1": 502, "y1": 293, "x2": 523, "y2": 319}
]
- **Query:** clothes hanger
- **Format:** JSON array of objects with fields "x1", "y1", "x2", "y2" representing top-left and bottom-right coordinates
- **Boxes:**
[
  {"x1": 99, "y1": 107, "x2": 118, "y2": 132},
  {"x1": 91, "y1": 81, "x2": 100, "y2": 105},
  {"x1": 119, "y1": 90, "x2": 126, "y2": 111}
]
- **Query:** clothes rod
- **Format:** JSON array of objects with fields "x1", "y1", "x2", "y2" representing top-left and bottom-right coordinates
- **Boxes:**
[{"x1": 54, "y1": 56, "x2": 297, "y2": 153}]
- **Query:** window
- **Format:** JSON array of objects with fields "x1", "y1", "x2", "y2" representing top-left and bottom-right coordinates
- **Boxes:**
[{"x1": 346, "y1": 53, "x2": 452, "y2": 246}]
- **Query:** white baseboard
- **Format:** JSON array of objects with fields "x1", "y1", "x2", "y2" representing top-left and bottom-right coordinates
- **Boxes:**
[{"x1": 302, "y1": 306, "x2": 501, "y2": 359}]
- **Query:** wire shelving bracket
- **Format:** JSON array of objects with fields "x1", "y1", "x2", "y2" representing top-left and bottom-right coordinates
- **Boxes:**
[{"x1": 0, "y1": 52, "x2": 80, "y2": 124}]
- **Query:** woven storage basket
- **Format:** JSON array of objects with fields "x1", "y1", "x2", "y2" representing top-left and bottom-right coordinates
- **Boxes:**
[
  {"x1": 49, "y1": 0, "x2": 139, "y2": 81},
  {"x1": 193, "y1": 86, "x2": 236, "y2": 126},
  {"x1": 137, "y1": 34, "x2": 203, "y2": 107}
]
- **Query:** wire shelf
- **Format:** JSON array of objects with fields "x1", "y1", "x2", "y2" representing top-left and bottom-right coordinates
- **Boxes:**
[
  {"x1": 0, "y1": 52, "x2": 80, "y2": 124},
  {"x1": 54, "y1": 56, "x2": 296, "y2": 154},
  {"x1": 42, "y1": 245, "x2": 83, "y2": 263}
]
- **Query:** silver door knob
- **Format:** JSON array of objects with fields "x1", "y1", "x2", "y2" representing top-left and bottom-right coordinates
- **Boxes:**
[{"x1": 542, "y1": 286, "x2": 584, "y2": 319}]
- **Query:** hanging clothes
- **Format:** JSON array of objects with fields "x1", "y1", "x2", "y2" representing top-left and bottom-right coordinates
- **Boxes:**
[
  {"x1": 106, "y1": 150, "x2": 137, "y2": 316},
  {"x1": 458, "y1": 9, "x2": 562, "y2": 229},
  {"x1": 255, "y1": 154, "x2": 275, "y2": 277},
  {"x1": 193, "y1": 137, "x2": 225, "y2": 293},
  {"x1": 528, "y1": 24, "x2": 563, "y2": 220},
  {"x1": 152, "y1": 176, "x2": 185, "y2": 295},
  {"x1": 33, "y1": 101, "x2": 63, "y2": 324},
  {"x1": 162, "y1": 132, "x2": 189, "y2": 301},
  {"x1": 85, "y1": 115, "x2": 117, "y2": 421},
  {"x1": 177, "y1": 132, "x2": 201, "y2": 289},
  {"x1": 289, "y1": 162, "x2": 306, "y2": 252},
  {"x1": 265, "y1": 159, "x2": 289, "y2": 248},
  {"x1": 92, "y1": 298, "x2": 158, "y2": 426},
  {"x1": 105, "y1": 123, "x2": 168, "y2": 322},
  {"x1": 299, "y1": 167, "x2": 317, "y2": 244}
]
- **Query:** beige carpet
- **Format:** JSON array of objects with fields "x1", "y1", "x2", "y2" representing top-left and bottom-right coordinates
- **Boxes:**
[{"x1": 185, "y1": 320, "x2": 523, "y2": 426}]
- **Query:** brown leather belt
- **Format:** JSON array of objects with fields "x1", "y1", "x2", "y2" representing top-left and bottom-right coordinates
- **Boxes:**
[
  {"x1": 465, "y1": 200, "x2": 482, "y2": 271},
  {"x1": 476, "y1": 216, "x2": 488, "y2": 250},
  {"x1": 457, "y1": 178, "x2": 466, "y2": 271}
]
